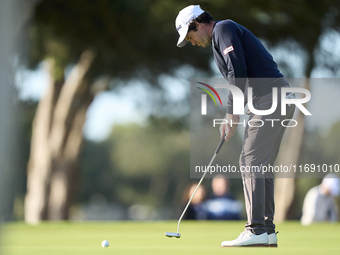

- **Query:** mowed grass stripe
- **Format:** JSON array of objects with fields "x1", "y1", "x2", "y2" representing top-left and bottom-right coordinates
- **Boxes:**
[{"x1": 2, "y1": 221, "x2": 340, "y2": 255}]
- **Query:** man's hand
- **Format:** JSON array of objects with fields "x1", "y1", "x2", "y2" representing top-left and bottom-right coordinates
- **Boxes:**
[{"x1": 219, "y1": 114, "x2": 239, "y2": 141}]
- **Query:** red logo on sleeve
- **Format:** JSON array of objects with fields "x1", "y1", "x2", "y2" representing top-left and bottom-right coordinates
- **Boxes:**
[{"x1": 223, "y1": 46, "x2": 234, "y2": 55}]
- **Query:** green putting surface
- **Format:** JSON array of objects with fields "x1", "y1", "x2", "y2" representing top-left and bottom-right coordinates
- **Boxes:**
[{"x1": 2, "y1": 221, "x2": 340, "y2": 255}]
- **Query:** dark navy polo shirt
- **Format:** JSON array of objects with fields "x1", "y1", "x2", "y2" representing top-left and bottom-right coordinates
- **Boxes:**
[{"x1": 211, "y1": 20, "x2": 287, "y2": 113}]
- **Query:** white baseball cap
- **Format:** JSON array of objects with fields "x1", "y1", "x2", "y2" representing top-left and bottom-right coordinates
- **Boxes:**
[
  {"x1": 322, "y1": 174, "x2": 340, "y2": 196},
  {"x1": 175, "y1": 5, "x2": 205, "y2": 47}
]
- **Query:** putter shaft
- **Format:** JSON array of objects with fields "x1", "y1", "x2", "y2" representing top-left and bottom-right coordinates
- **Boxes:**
[
  {"x1": 176, "y1": 134, "x2": 226, "y2": 234},
  {"x1": 176, "y1": 154, "x2": 217, "y2": 233}
]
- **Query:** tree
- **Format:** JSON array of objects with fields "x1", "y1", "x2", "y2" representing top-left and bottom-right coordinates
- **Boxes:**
[
  {"x1": 24, "y1": 0, "x2": 215, "y2": 223},
  {"x1": 24, "y1": 0, "x2": 340, "y2": 222}
]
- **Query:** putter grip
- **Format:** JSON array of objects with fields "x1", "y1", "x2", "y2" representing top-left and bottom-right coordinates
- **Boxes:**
[{"x1": 215, "y1": 133, "x2": 226, "y2": 155}]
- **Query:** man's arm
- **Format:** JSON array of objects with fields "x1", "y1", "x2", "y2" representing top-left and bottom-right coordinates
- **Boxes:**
[{"x1": 214, "y1": 21, "x2": 247, "y2": 114}]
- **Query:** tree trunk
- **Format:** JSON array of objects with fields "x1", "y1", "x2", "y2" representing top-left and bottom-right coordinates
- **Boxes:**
[
  {"x1": 274, "y1": 77, "x2": 312, "y2": 222},
  {"x1": 48, "y1": 88, "x2": 94, "y2": 220},
  {"x1": 25, "y1": 50, "x2": 96, "y2": 223},
  {"x1": 274, "y1": 108, "x2": 305, "y2": 222},
  {"x1": 25, "y1": 62, "x2": 60, "y2": 223}
]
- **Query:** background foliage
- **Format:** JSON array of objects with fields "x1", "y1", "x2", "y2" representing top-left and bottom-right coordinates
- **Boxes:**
[{"x1": 10, "y1": 0, "x2": 340, "y2": 221}]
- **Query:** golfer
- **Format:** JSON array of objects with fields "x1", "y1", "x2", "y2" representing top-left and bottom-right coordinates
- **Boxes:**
[{"x1": 175, "y1": 5, "x2": 295, "y2": 247}]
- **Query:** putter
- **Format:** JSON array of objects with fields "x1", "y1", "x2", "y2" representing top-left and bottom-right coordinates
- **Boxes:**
[{"x1": 165, "y1": 134, "x2": 226, "y2": 238}]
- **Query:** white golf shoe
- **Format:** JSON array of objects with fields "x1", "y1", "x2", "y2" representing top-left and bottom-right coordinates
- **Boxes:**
[
  {"x1": 268, "y1": 232, "x2": 278, "y2": 247},
  {"x1": 220, "y1": 230, "x2": 268, "y2": 247}
]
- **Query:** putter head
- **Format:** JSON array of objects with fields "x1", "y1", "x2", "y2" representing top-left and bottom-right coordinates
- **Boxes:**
[{"x1": 165, "y1": 232, "x2": 181, "y2": 238}]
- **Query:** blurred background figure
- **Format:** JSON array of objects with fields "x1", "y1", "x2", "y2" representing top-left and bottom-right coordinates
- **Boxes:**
[
  {"x1": 301, "y1": 174, "x2": 340, "y2": 226},
  {"x1": 183, "y1": 183, "x2": 207, "y2": 220},
  {"x1": 205, "y1": 175, "x2": 242, "y2": 220}
]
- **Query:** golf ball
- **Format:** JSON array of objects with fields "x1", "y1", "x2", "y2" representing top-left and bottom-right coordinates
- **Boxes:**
[{"x1": 101, "y1": 240, "x2": 109, "y2": 248}]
